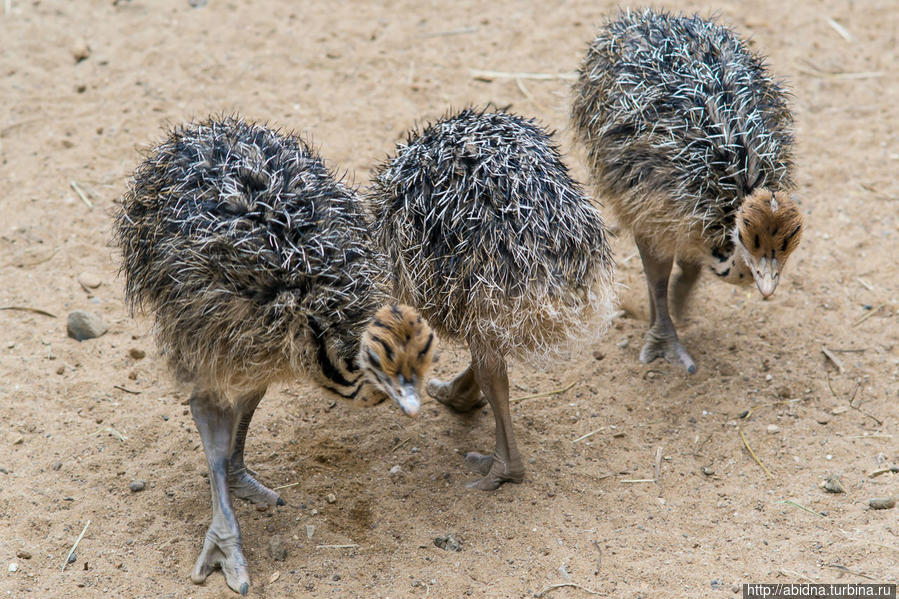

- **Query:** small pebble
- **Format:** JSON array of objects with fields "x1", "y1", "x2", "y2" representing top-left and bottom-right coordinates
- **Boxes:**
[
  {"x1": 766, "y1": 424, "x2": 780, "y2": 434},
  {"x1": 389, "y1": 465, "x2": 403, "y2": 475},
  {"x1": 305, "y1": 524, "x2": 315, "y2": 539},
  {"x1": 326, "y1": 493, "x2": 336, "y2": 504},
  {"x1": 77, "y1": 272, "x2": 102, "y2": 289},
  {"x1": 592, "y1": 350, "x2": 605, "y2": 361},
  {"x1": 71, "y1": 39, "x2": 91, "y2": 62},
  {"x1": 869, "y1": 497, "x2": 895, "y2": 510},
  {"x1": 821, "y1": 475, "x2": 844, "y2": 494},
  {"x1": 56, "y1": 365, "x2": 65, "y2": 375},
  {"x1": 16, "y1": 551, "x2": 31, "y2": 560},
  {"x1": 434, "y1": 534, "x2": 462, "y2": 552},
  {"x1": 129, "y1": 480, "x2": 146, "y2": 492},
  {"x1": 268, "y1": 536, "x2": 288, "y2": 561},
  {"x1": 815, "y1": 412, "x2": 831, "y2": 425},
  {"x1": 332, "y1": 574, "x2": 341, "y2": 581},
  {"x1": 268, "y1": 571, "x2": 281, "y2": 584},
  {"x1": 12, "y1": 436, "x2": 24, "y2": 446},
  {"x1": 701, "y1": 466, "x2": 715, "y2": 476},
  {"x1": 129, "y1": 348, "x2": 146, "y2": 360},
  {"x1": 8, "y1": 563, "x2": 18, "y2": 573},
  {"x1": 710, "y1": 579, "x2": 723, "y2": 590},
  {"x1": 616, "y1": 337, "x2": 629, "y2": 349},
  {"x1": 67, "y1": 553, "x2": 77, "y2": 564},
  {"x1": 67, "y1": 310, "x2": 109, "y2": 341}
]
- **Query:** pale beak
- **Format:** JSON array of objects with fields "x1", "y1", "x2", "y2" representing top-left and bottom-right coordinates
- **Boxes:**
[
  {"x1": 392, "y1": 384, "x2": 421, "y2": 417},
  {"x1": 753, "y1": 257, "x2": 779, "y2": 299}
]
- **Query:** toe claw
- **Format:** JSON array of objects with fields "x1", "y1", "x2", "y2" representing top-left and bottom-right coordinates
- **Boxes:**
[
  {"x1": 240, "y1": 582, "x2": 249, "y2": 596},
  {"x1": 276, "y1": 497, "x2": 285, "y2": 507}
]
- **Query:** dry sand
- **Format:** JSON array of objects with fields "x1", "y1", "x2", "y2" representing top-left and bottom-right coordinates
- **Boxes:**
[{"x1": 1, "y1": 0, "x2": 897, "y2": 597}]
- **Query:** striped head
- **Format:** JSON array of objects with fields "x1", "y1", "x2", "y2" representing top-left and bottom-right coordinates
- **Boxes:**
[
  {"x1": 733, "y1": 188, "x2": 803, "y2": 298},
  {"x1": 358, "y1": 305, "x2": 436, "y2": 416}
]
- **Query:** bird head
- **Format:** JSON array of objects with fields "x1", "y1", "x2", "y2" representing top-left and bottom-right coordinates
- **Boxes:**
[
  {"x1": 732, "y1": 188, "x2": 803, "y2": 299},
  {"x1": 358, "y1": 305, "x2": 436, "y2": 416}
]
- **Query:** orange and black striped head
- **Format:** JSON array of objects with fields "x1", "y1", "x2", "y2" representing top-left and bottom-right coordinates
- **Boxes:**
[
  {"x1": 733, "y1": 188, "x2": 803, "y2": 298},
  {"x1": 358, "y1": 304, "x2": 436, "y2": 416}
]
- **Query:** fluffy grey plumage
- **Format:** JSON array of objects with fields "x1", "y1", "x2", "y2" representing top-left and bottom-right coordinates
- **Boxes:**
[
  {"x1": 369, "y1": 108, "x2": 615, "y2": 362},
  {"x1": 571, "y1": 8, "x2": 794, "y2": 257},
  {"x1": 115, "y1": 117, "x2": 389, "y2": 403}
]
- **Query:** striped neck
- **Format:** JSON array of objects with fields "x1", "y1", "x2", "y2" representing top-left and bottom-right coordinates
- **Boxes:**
[{"x1": 305, "y1": 317, "x2": 388, "y2": 406}]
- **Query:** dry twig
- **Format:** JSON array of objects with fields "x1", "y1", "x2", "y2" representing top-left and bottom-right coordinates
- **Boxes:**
[{"x1": 0, "y1": 305, "x2": 57, "y2": 318}]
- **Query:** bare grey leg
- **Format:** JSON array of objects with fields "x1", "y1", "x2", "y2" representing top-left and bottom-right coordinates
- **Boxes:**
[
  {"x1": 189, "y1": 389, "x2": 251, "y2": 595},
  {"x1": 636, "y1": 238, "x2": 696, "y2": 374},
  {"x1": 463, "y1": 338, "x2": 524, "y2": 490},
  {"x1": 670, "y1": 258, "x2": 702, "y2": 321},
  {"x1": 427, "y1": 364, "x2": 485, "y2": 412},
  {"x1": 228, "y1": 387, "x2": 283, "y2": 506}
]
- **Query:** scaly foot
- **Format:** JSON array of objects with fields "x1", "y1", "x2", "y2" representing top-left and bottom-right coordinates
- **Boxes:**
[
  {"x1": 228, "y1": 467, "x2": 284, "y2": 506},
  {"x1": 191, "y1": 527, "x2": 250, "y2": 595},
  {"x1": 640, "y1": 331, "x2": 696, "y2": 374},
  {"x1": 463, "y1": 451, "x2": 524, "y2": 491},
  {"x1": 427, "y1": 378, "x2": 485, "y2": 412}
]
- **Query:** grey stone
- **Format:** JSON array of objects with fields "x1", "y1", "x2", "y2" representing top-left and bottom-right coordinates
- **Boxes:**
[{"x1": 67, "y1": 310, "x2": 109, "y2": 341}]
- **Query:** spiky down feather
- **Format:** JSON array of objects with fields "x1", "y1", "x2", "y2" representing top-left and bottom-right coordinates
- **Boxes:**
[
  {"x1": 368, "y1": 108, "x2": 616, "y2": 363},
  {"x1": 571, "y1": 9, "x2": 794, "y2": 257},
  {"x1": 115, "y1": 117, "x2": 389, "y2": 402}
]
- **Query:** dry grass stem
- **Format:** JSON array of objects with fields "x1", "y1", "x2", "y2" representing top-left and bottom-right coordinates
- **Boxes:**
[
  {"x1": 779, "y1": 500, "x2": 826, "y2": 518},
  {"x1": 825, "y1": 18, "x2": 853, "y2": 42},
  {"x1": 62, "y1": 519, "x2": 91, "y2": 571},
  {"x1": 739, "y1": 426, "x2": 774, "y2": 478},
  {"x1": 470, "y1": 69, "x2": 578, "y2": 81},
  {"x1": 536, "y1": 582, "x2": 602, "y2": 597},
  {"x1": 272, "y1": 481, "x2": 302, "y2": 491},
  {"x1": 70, "y1": 180, "x2": 93, "y2": 208},
  {"x1": 0, "y1": 306, "x2": 57, "y2": 318},
  {"x1": 853, "y1": 304, "x2": 884, "y2": 326},
  {"x1": 511, "y1": 381, "x2": 576, "y2": 403},
  {"x1": 821, "y1": 346, "x2": 846, "y2": 373},
  {"x1": 113, "y1": 385, "x2": 141, "y2": 395},
  {"x1": 419, "y1": 26, "x2": 478, "y2": 38}
]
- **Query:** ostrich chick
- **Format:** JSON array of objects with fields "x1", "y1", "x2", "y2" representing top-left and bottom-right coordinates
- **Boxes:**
[
  {"x1": 572, "y1": 9, "x2": 803, "y2": 373},
  {"x1": 369, "y1": 108, "x2": 615, "y2": 490},
  {"x1": 115, "y1": 117, "x2": 436, "y2": 594}
]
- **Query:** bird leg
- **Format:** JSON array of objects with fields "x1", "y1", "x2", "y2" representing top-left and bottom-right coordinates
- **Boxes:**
[
  {"x1": 427, "y1": 364, "x2": 485, "y2": 412},
  {"x1": 189, "y1": 389, "x2": 251, "y2": 595},
  {"x1": 463, "y1": 339, "x2": 524, "y2": 490},
  {"x1": 670, "y1": 258, "x2": 702, "y2": 321},
  {"x1": 228, "y1": 387, "x2": 284, "y2": 507},
  {"x1": 636, "y1": 238, "x2": 696, "y2": 374}
]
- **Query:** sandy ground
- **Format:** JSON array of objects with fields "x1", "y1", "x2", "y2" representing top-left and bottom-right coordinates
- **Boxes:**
[{"x1": 1, "y1": 0, "x2": 898, "y2": 597}]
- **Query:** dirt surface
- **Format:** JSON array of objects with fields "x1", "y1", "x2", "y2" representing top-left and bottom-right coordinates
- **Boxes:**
[{"x1": 1, "y1": 1, "x2": 898, "y2": 597}]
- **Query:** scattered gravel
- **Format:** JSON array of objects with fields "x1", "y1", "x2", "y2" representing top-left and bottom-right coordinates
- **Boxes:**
[{"x1": 434, "y1": 534, "x2": 462, "y2": 552}]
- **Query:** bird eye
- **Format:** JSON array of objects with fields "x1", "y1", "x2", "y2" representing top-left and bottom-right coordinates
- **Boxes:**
[{"x1": 367, "y1": 348, "x2": 382, "y2": 368}]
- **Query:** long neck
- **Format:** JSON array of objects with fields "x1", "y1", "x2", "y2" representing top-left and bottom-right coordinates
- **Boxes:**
[
  {"x1": 708, "y1": 229, "x2": 752, "y2": 286},
  {"x1": 305, "y1": 314, "x2": 389, "y2": 405}
]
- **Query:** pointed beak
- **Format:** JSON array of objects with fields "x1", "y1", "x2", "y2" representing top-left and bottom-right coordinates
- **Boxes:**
[
  {"x1": 392, "y1": 384, "x2": 421, "y2": 417},
  {"x1": 753, "y1": 258, "x2": 779, "y2": 299}
]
